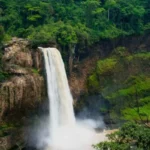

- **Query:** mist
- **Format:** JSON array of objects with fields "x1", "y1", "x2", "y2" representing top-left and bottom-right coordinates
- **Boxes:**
[{"x1": 25, "y1": 108, "x2": 107, "y2": 150}]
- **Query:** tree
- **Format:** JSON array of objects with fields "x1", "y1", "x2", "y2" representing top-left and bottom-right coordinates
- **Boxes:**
[
  {"x1": 82, "y1": 0, "x2": 101, "y2": 28},
  {"x1": 94, "y1": 122, "x2": 150, "y2": 150},
  {"x1": 0, "y1": 0, "x2": 149, "y2": 53},
  {"x1": 0, "y1": 25, "x2": 4, "y2": 43},
  {"x1": 56, "y1": 24, "x2": 77, "y2": 75},
  {"x1": 104, "y1": 0, "x2": 116, "y2": 21}
]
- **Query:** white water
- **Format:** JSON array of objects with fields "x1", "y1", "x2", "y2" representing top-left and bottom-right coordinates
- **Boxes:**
[
  {"x1": 41, "y1": 48, "x2": 75, "y2": 135},
  {"x1": 40, "y1": 47, "x2": 106, "y2": 150}
]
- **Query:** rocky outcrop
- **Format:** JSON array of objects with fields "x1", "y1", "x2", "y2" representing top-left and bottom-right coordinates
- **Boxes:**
[
  {"x1": 0, "y1": 75, "x2": 45, "y2": 119},
  {"x1": 0, "y1": 38, "x2": 46, "y2": 120},
  {"x1": 2, "y1": 38, "x2": 33, "y2": 75}
]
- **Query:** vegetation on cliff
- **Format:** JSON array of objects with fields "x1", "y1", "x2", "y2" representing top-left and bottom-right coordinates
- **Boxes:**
[{"x1": 87, "y1": 47, "x2": 150, "y2": 122}]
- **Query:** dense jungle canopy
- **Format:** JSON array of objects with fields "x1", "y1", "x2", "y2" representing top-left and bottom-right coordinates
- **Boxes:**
[{"x1": 0, "y1": 0, "x2": 150, "y2": 47}]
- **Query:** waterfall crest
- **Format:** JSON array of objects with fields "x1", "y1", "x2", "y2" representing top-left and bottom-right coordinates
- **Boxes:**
[{"x1": 41, "y1": 47, "x2": 75, "y2": 137}]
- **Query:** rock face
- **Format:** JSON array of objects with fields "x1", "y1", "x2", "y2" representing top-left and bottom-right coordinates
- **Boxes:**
[
  {"x1": 69, "y1": 55, "x2": 99, "y2": 102},
  {"x1": 0, "y1": 128, "x2": 24, "y2": 150},
  {"x1": 0, "y1": 75, "x2": 45, "y2": 119},
  {"x1": 0, "y1": 38, "x2": 46, "y2": 120}
]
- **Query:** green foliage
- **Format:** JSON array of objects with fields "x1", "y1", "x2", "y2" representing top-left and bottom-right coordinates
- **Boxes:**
[
  {"x1": 94, "y1": 141, "x2": 130, "y2": 150},
  {"x1": 27, "y1": 22, "x2": 60, "y2": 45},
  {"x1": 74, "y1": 23, "x2": 92, "y2": 48},
  {"x1": 144, "y1": 23, "x2": 150, "y2": 30},
  {"x1": 140, "y1": 96, "x2": 150, "y2": 106},
  {"x1": 0, "y1": 122, "x2": 21, "y2": 137},
  {"x1": 0, "y1": 0, "x2": 150, "y2": 53},
  {"x1": 87, "y1": 51, "x2": 150, "y2": 122},
  {"x1": 0, "y1": 25, "x2": 5, "y2": 43},
  {"x1": 0, "y1": 48, "x2": 11, "y2": 82},
  {"x1": 99, "y1": 25, "x2": 126, "y2": 39},
  {"x1": 96, "y1": 58, "x2": 117, "y2": 75},
  {"x1": 32, "y1": 68, "x2": 39, "y2": 74},
  {"x1": 87, "y1": 73, "x2": 100, "y2": 93},
  {"x1": 112, "y1": 47, "x2": 129, "y2": 57},
  {"x1": 122, "y1": 103, "x2": 150, "y2": 121},
  {"x1": 94, "y1": 122, "x2": 150, "y2": 150},
  {"x1": 127, "y1": 52, "x2": 150, "y2": 62},
  {"x1": 2, "y1": 33, "x2": 11, "y2": 43},
  {"x1": 56, "y1": 24, "x2": 77, "y2": 46},
  {"x1": 0, "y1": 71, "x2": 11, "y2": 82},
  {"x1": 108, "y1": 76, "x2": 150, "y2": 100}
]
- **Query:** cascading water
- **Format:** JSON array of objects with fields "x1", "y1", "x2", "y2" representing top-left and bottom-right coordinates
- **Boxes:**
[
  {"x1": 38, "y1": 47, "x2": 106, "y2": 150},
  {"x1": 41, "y1": 48, "x2": 75, "y2": 137}
]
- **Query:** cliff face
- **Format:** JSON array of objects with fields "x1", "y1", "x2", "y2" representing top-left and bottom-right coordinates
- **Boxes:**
[
  {"x1": 69, "y1": 55, "x2": 99, "y2": 102},
  {"x1": 69, "y1": 32, "x2": 150, "y2": 124},
  {"x1": 0, "y1": 38, "x2": 46, "y2": 121},
  {"x1": 69, "y1": 33, "x2": 150, "y2": 102}
]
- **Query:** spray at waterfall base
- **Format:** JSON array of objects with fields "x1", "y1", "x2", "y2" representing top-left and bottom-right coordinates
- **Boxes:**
[
  {"x1": 33, "y1": 117, "x2": 107, "y2": 150},
  {"x1": 33, "y1": 48, "x2": 107, "y2": 150}
]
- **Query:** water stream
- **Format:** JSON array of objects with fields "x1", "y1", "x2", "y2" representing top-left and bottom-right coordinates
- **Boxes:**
[{"x1": 40, "y1": 47, "x2": 106, "y2": 150}]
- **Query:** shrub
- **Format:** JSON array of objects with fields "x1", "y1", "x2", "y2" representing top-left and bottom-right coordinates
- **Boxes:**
[
  {"x1": 96, "y1": 58, "x2": 117, "y2": 75},
  {"x1": 94, "y1": 122, "x2": 150, "y2": 150},
  {"x1": 87, "y1": 73, "x2": 100, "y2": 94}
]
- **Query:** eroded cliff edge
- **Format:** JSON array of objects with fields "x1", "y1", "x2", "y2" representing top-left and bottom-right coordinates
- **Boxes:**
[{"x1": 0, "y1": 38, "x2": 46, "y2": 121}]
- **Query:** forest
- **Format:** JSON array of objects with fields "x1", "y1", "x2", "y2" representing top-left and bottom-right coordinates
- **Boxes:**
[{"x1": 0, "y1": 0, "x2": 150, "y2": 49}]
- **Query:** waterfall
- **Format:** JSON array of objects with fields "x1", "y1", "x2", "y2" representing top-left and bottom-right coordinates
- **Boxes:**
[
  {"x1": 36, "y1": 47, "x2": 106, "y2": 150},
  {"x1": 41, "y1": 47, "x2": 75, "y2": 138}
]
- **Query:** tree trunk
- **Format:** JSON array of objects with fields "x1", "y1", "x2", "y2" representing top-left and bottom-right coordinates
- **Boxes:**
[
  {"x1": 108, "y1": 9, "x2": 110, "y2": 21},
  {"x1": 68, "y1": 45, "x2": 75, "y2": 76}
]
